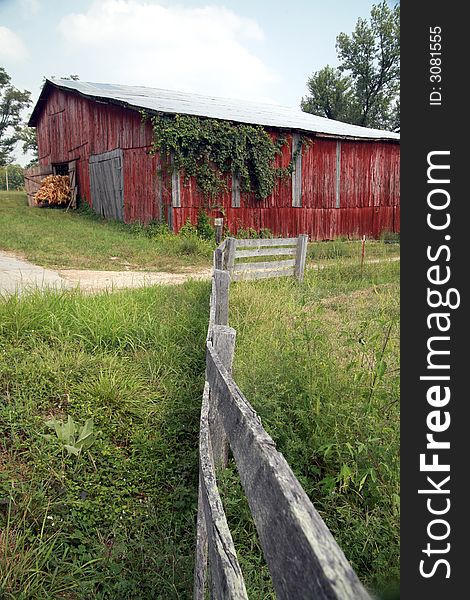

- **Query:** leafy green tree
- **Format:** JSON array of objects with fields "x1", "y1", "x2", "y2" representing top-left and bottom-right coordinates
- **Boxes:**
[
  {"x1": 18, "y1": 124, "x2": 39, "y2": 167},
  {"x1": 300, "y1": 66, "x2": 355, "y2": 122},
  {"x1": 302, "y1": 1, "x2": 400, "y2": 130},
  {"x1": 0, "y1": 163, "x2": 24, "y2": 190},
  {"x1": 0, "y1": 67, "x2": 32, "y2": 166}
]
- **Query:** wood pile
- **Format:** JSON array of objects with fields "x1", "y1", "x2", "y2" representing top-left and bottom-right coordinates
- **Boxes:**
[{"x1": 34, "y1": 175, "x2": 71, "y2": 206}]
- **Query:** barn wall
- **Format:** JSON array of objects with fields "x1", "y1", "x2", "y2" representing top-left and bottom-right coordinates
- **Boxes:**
[
  {"x1": 35, "y1": 87, "x2": 160, "y2": 222},
  {"x1": 173, "y1": 134, "x2": 400, "y2": 240},
  {"x1": 35, "y1": 86, "x2": 400, "y2": 239}
]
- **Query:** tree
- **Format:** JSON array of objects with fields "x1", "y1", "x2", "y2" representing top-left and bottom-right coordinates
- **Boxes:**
[
  {"x1": 300, "y1": 66, "x2": 355, "y2": 122},
  {"x1": 0, "y1": 164, "x2": 24, "y2": 190},
  {"x1": 18, "y1": 124, "x2": 39, "y2": 168},
  {"x1": 301, "y1": 1, "x2": 400, "y2": 130},
  {"x1": 0, "y1": 67, "x2": 32, "y2": 166}
]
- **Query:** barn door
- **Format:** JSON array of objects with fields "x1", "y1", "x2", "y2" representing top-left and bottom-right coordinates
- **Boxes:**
[
  {"x1": 89, "y1": 149, "x2": 124, "y2": 220},
  {"x1": 68, "y1": 160, "x2": 78, "y2": 209}
]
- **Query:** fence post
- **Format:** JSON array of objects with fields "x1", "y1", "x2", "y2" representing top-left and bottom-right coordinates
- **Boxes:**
[
  {"x1": 223, "y1": 238, "x2": 237, "y2": 275},
  {"x1": 214, "y1": 248, "x2": 224, "y2": 270},
  {"x1": 210, "y1": 325, "x2": 236, "y2": 469},
  {"x1": 193, "y1": 482, "x2": 209, "y2": 600},
  {"x1": 214, "y1": 217, "x2": 224, "y2": 245},
  {"x1": 213, "y1": 269, "x2": 230, "y2": 326},
  {"x1": 294, "y1": 234, "x2": 308, "y2": 282}
]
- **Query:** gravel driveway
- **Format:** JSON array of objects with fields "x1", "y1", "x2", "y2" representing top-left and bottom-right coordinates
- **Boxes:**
[{"x1": 0, "y1": 250, "x2": 211, "y2": 296}]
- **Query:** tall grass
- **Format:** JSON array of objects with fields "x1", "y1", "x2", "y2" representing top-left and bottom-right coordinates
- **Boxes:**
[
  {"x1": 307, "y1": 238, "x2": 400, "y2": 262},
  {"x1": 226, "y1": 259, "x2": 400, "y2": 597},
  {"x1": 0, "y1": 192, "x2": 212, "y2": 271},
  {"x1": 1, "y1": 256, "x2": 399, "y2": 598},
  {"x1": 0, "y1": 282, "x2": 210, "y2": 598}
]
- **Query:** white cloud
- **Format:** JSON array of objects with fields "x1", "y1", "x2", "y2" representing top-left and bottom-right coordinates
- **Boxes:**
[
  {"x1": 0, "y1": 26, "x2": 29, "y2": 62},
  {"x1": 57, "y1": 0, "x2": 278, "y2": 102}
]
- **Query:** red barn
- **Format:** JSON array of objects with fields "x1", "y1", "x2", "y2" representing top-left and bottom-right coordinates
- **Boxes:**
[{"x1": 28, "y1": 79, "x2": 400, "y2": 240}]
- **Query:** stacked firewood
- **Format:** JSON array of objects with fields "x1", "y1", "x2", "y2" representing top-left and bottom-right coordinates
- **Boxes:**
[{"x1": 35, "y1": 175, "x2": 71, "y2": 206}]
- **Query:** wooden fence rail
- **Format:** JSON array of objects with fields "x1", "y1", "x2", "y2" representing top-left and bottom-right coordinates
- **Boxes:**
[
  {"x1": 222, "y1": 235, "x2": 308, "y2": 283},
  {"x1": 194, "y1": 235, "x2": 372, "y2": 599}
]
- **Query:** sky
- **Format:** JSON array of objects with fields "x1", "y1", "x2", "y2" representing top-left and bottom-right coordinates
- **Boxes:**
[{"x1": 1, "y1": 0, "x2": 384, "y2": 165}]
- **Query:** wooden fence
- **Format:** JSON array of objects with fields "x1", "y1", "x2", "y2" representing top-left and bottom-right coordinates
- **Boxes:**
[
  {"x1": 194, "y1": 235, "x2": 372, "y2": 599},
  {"x1": 214, "y1": 235, "x2": 308, "y2": 283}
]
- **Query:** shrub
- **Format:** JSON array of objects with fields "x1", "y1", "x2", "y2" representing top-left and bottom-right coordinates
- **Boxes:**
[{"x1": 196, "y1": 211, "x2": 215, "y2": 242}]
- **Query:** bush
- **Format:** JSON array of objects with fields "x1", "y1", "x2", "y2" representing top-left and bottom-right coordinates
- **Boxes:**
[
  {"x1": 179, "y1": 218, "x2": 198, "y2": 238},
  {"x1": 196, "y1": 211, "x2": 215, "y2": 242},
  {"x1": 144, "y1": 220, "x2": 172, "y2": 237},
  {"x1": 236, "y1": 227, "x2": 259, "y2": 239}
]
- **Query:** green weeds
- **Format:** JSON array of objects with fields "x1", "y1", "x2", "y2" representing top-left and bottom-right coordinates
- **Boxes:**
[
  {"x1": 0, "y1": 252, "x2": 400, "y2": 598},
  {"x1": 0, "y1": 192, "x2": 213, "y2": 271},
  {"x1": 0, "y1": 282, "x2": 210, "y2": 598},
  {"x1": 227, "y1": 259, "x2": 400, "y2": 596}
]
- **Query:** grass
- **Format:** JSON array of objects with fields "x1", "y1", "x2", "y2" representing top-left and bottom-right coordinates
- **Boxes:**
[
  {"x1": 0, "y1": 245, "x2": 399, "y2": 598},
  {"x1": 0, "y1": 192, "x2": 399, "y2": 274},
  {"x1": 0, "y1": 192, "x2": 213, "y2": 272},
  {"x1": 223, "y1": 258, "x2": 400, "y2": 598},
  {"x1": 307, "y1": 237, "x2": 400, "y2": 264},
  {"x1": 0, "y1": 282, "x2": 210, "y2": 598}
]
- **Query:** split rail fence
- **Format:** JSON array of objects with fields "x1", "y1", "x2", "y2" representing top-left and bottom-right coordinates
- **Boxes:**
[{"x1": 194, "y1": 236, "x2": 372, "y2": 599}]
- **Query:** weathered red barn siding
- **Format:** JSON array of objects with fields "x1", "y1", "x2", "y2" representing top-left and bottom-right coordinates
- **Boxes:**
[
  {"x1": 35, "y1": 87, "x2": 160, "y2": 222},
  {"x1": 35, "y1": 86, "x2": 399, "y2": 239},
  {"x1": 173, "y1": 134, "x2": 399, "y2": 239}
]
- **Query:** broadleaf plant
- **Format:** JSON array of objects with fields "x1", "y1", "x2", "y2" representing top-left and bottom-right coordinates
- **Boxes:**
[{"x1": 45, "y1": 415, "x2": 97, "y2": 456}]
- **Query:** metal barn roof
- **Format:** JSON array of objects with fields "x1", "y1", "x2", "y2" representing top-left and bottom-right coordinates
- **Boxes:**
[{"x1": 30, "y1": 79, "x2": 400, "y2": 141}]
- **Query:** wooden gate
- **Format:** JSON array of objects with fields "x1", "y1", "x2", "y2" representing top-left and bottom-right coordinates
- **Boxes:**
[{"x1": 89, "y1": 149, "x2": 124, "y2": 220}]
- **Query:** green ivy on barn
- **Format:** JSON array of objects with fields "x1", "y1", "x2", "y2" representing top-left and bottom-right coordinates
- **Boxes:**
[{"x1": 146, "y1": 113, "x2": 304, "y2": 200}]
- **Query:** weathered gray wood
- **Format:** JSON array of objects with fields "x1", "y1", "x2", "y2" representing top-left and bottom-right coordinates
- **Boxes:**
[
  {"x1": 235, "y1": 238, "x2": 296, "y2": 248},
  {"x1": 336, "y1": 141, "x2": 341, "y2": 208},
  {"x1": 210, "y1": 326, "x2": 236, "y2": 469},
  {"x1": 89, "y1": 148, "x2": 123, "y2": 163},
  {"x1": 213, "y1": 270, "x2": 230, "y2": 326},
  {"x1": 68, "y1": 161, "x2": 77, "y2": 209},
  {"x1": 197, "y1": 381, "x2": 248, "y2": 600},
  {"x1": 235, "y1": 247, "x2": 296, "y2": 259},
  {"x1": 224, "y1": 238, "x2": 237, "y2": 273},
  {"x1": 207, "y1": 278, "x2": 217, "y2": 341},
  {"x1": 233, "y1": 259, "x2": 296, "y2": 273},
  {"x1": 171, "y1": 163, "x2": 181, "y2": 208},
  {"x1": 231, "y1": 173, "x2": 241, "y2": 208},
  {"x1": 292, "y1": 133, "x2": 302, "y2": 207},
  {"x1": 231, "y1": 268, "x2": 295, "y2": 282},
  {"x1": 205, "y1": 344, "x2": 372, "y2": 600},
  {"x1": 212, "y1": 326, "x2": 236, "y2": 373},
  {"x1": 214, "y1": 217, "x2": 224, "y2": 245},
  {"x1": 193, "y1": 481, "x2": 209, "y2": 600},
  {"x1": 89, "y1": 149, "x2": 124, "y2": 220},
  {"x1": 294, "y1": 234, "x2": 308, "y2": 282},
  {"x1": 214, "y1": 248, "x2": 224, "y2": 270}
]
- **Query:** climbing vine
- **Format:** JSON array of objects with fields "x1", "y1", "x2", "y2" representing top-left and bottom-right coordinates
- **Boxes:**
[{"x1": 146, "y1": 113, "x2": 305, "y2": 200}]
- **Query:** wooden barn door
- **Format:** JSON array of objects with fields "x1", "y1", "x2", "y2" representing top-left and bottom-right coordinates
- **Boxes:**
[
  {"x1": 89, "y1": 149, "x2": 124, "y2": 220},
  {"x1": 68, "y1": 161, "x2": 78, "y2": 209}
]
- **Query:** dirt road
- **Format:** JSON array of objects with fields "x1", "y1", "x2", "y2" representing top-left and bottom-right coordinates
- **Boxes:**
[{"x1": 0, "y1": 250, "x2": 211, "y2": 295}]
